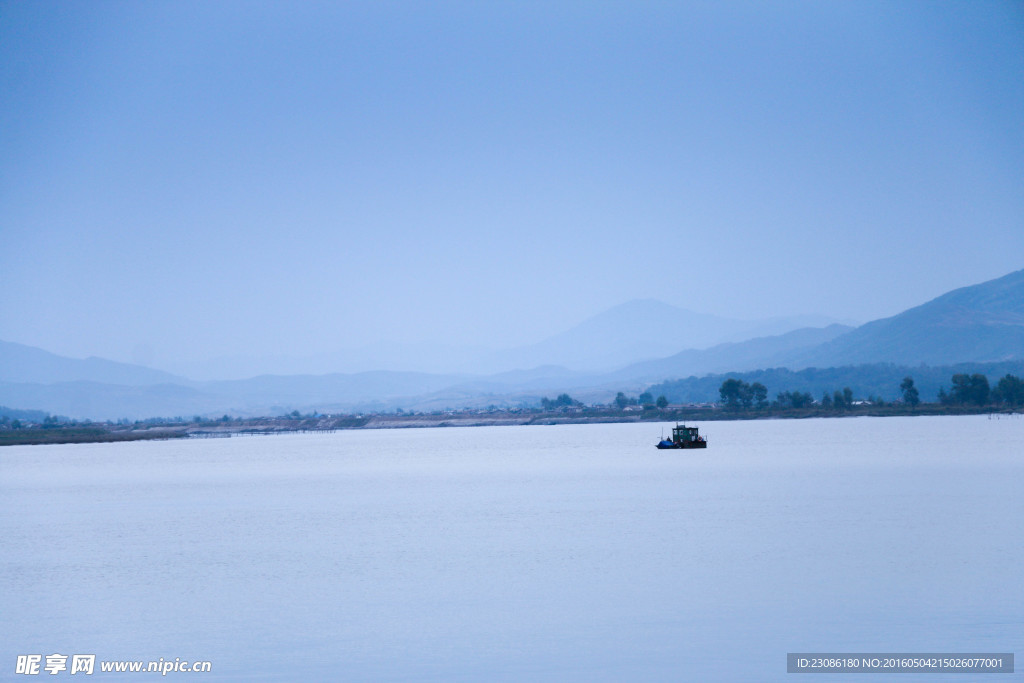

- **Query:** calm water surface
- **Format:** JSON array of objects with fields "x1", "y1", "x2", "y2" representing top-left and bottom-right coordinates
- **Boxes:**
[{"x1": 2, "y1": 416, "x2": 1021, "y2": 680}]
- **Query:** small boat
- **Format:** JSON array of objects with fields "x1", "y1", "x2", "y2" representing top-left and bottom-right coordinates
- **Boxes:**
[{"x1": 656, "y1": 423, "x2": 707, "y2": 449}]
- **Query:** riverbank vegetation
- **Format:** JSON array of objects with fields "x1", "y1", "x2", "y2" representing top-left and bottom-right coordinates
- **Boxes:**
[{"x1": 2, "y1": 372, "x2": 1021, "y2": 446}]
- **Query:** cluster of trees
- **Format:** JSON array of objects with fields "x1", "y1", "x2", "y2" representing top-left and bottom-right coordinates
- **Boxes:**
[
  {"x1": 994, "y1": 374, "x2": 1024, "y2": 405},
  {"x1": 277, "y1": 410, "x2": 322, "y2": 420},
  {"x1": 540, "y1": 392, "x2": 677, "y2": 411},
  {"x1": 718, "y1": 379, "x2": 861, "y2": 411},
  {"x1": 614, "y1": 392, "x2": 669, "y2": 409},
  {"x1": 820, "y1": 386, "x2": 856, "y2": 410},
  {"x1": 718, "y1": 379, "x2": 768, "y2": 410},
  {"x1": 777, "y1": 390, "x2": 816, "y2": 409},
  {"x1": 900, "y1": 377, "x2": 920, "y2": 406},
  {"x1": 541, "y1": 393, "x2": 583, "y2": 410},
  {"x1": 715, "y1": 373, "x2": 1024, "y2": 412},
  {"x1": 888, "y1": 373, "x2": 1023, "y2": 408},
  {"x1": 719, "y1": 379, "x2": 850, "y2": 411},
  {"x1": 1, "y1": 413, "x2": 63, "y2": 429},
  {"x1": 938, "y1": 373, "x2": 1024, "y2": 407}
]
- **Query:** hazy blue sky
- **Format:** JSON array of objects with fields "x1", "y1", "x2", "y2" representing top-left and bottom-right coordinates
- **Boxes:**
[{"x1": 3, "y1": 1, "x2": 1022, "y2": 369}]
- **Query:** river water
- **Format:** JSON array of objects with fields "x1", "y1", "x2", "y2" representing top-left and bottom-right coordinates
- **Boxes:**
[{"x1": 2, "y1": 416, "x2": 1021, "y2": 680}]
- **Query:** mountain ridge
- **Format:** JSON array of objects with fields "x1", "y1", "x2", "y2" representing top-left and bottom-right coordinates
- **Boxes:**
[
  {"x1": 479, "y1": 299, "x2": 853, "y2": 373},
  {"x1": 2, "y1": 267, "x2": 1022, "y2": 419},
  {"x1": 0, "y1": 340, "x2": 186, "y2": 386},
  {"x1": 781, "y1": 268, "x2": 1024, "y2": 368}
]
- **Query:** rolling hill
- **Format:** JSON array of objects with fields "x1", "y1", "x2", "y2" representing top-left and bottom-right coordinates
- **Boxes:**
[
  {"x1": 784, "y1": 268, "x2": 1024, "y2": 368},
  {"x1": 0, "y1": 340, "x2": 186, "y2": 386}
]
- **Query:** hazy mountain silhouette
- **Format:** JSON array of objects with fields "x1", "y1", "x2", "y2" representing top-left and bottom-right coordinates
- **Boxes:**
[
  {"x1": 2, "y1": 268, "x2": 1021, "y2": 420},
  {"x1": 481, "y1": 299, "x2": 851, "y2": 372},
  {"x1": 782, "y1": 268, "x2": 1024, "y2": 368},
  {"x1": 0, "y1": 340, "x2": 185, "y2": 386},
  {"x1": 604, "y1": 324, "x2": 855, "y2": 382},
  {"x1": 159, "y1": 301, "x2": 852, "y2": 377}
]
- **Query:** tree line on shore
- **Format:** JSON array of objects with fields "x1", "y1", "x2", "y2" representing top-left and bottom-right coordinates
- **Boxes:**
[
  {"x1": 538, "y1": 372, "x2": 1024, "y2": 414},
  {"x1": 4, "y1": 372, "x2": 1023, "y2": 434},
  {"x1": 715, "y1": 372, "x2": 1024, "y2": 412},
  {"x1": 646, "y1": 360, "x2": 1024, "y2": 407},
  {"x1": 539, "y1": 371, "x2": 1024, "y2": 414}
]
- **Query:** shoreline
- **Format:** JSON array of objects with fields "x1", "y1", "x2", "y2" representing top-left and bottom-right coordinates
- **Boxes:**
[{"x1": 2, "y1": 405, "x2": 1019, "y2": 447}]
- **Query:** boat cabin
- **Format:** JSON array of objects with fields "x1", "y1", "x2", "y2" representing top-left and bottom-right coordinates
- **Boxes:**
[{"x1": 656, "y1": 423, "x2": 708, "y2": 449}]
